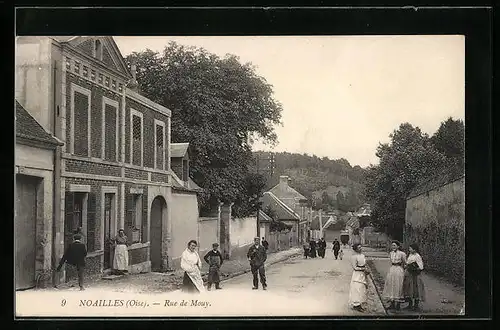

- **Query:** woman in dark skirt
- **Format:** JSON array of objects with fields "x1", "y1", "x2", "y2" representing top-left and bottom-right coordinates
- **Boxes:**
[
  {"x1": 402, "y1": 243, "x2": 426, "y2": 310},
  {"x1": 180, "y1": 240, "x2": 205, "y2": 293}
]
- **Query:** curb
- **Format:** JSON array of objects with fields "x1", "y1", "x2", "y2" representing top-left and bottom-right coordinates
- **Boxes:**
[
  {"x1": 366, "y1": 261, "x2": 388, "y2": 315},
  {"x1": 218, "y1": 250, "x2": 303, "y2": 284}
]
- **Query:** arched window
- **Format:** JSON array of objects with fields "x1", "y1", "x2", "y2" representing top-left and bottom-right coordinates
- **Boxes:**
[{"x1": 94, "y1": 39, "x2": 103, "y2": 60}]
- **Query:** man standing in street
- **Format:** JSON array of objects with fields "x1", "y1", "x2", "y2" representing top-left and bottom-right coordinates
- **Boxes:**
[
  {"x1": 57, "y1": 234, "x2": 87, "y2": 290},
  {"x1": 332, "y1": 238, "x2": 341, "y2": 260},
  {"x1": 204, "y1": 243, "x2": 223, "y2": 290},
  {"x1": 247, "y1": 237, "x2": 267, "y2": 290}
]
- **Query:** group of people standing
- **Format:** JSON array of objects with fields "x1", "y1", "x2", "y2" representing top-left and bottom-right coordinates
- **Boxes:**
[
  {"x1": 180, "y1": 237, "x2": 269, "y2": 294},
  {"x1": 348, "y1": 240, "x2": 426, "y2": 313},
  {"x1": 303, "y1": 237, "x2": 328, "y2": 258}
]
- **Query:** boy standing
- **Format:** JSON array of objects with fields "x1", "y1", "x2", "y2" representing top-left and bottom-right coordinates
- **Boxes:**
[{"x1": 204, "y1": 243, "x2": 223, "y2": 290}]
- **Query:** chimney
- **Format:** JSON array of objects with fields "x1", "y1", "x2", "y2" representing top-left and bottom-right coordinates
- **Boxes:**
[
  {"x1": 279, "y1": 175, "x2": 288, "y2": 191},
  {"x1": 127, "y1": 61, "x2": 139, "y2": 91}
]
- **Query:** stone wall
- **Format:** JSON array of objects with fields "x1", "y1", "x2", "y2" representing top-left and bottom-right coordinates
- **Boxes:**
[{"x1": 404, "y1": 177, "x2": 465, "y2": 285}]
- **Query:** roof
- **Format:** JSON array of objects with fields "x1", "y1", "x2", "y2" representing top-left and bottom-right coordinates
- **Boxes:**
[
  {"x1": 262, "y1": 192, "x2": 301, "y2": 221},
  {"x1": 171, "y1": 171, "x2": 203, "y2": 193},
  {"x1": 269, "y1": 181, "x2": 306, "y2": 201},
  {"x1": 16, "y1": 100, "x2": 63, "y2": 148},
  {"x1": 171, "y1": 143, "x2": 190, "y2": 158},
  {"x1": 407, "y1": 168, "x2": 465, "y2": 200},
  {"x1": 345, "y1": 216, "x2": 360, "y2": 229},
  {"x1": 258, "y1": 210, "x2": 273, "y2": 223}
]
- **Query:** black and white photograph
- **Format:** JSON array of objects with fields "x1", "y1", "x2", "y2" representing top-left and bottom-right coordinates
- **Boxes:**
[{"x1": 13, "y1": 7, "x2": 486, "y2": 318}]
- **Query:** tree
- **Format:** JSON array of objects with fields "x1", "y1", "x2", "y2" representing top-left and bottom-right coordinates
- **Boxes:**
[
  {"x1": 125, "y1": 43, "x2": 283, "y2": 215},
  {"x1": 431, "y1": 117, "x2": 465, "y2": 172},
  {"x1": 336, "y1": 191, "x2": 345, "y2": 211},
  {"x1": 363, "y1": 123, "x2": 448, "y2": 240}
]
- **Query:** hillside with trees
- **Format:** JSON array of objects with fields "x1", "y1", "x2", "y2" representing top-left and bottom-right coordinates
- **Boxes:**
[{"x1": 253, "y1": 151, "x2": 367, "y2": 212}]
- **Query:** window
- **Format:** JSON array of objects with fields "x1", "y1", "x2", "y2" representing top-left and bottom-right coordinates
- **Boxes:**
[
  {"x1": 98, "y1": 73, "x2": 103, "y2": 84},
  {"x1": 65, "y1": 186, "x2": 96, "y2": 253},
  {"x1": 112, "y1": 80, "x2": 117, "y2": 90},
  {"x1": 105, "y1": 77, "x2": 110, "y2": 88},
  {"x1": 74, "y1": 61, "x2": 80, "y2": 74},
  {"x1": 82, "y1": 66, "x2": 88, "y2": 78},
  {"x1": 70, "y1": 83, "x2": 91, "y2": 156},
  {"x1": 90, "y1": 69, "x2": 96, "y2": 81},
  {"x1": 102, "y1": 97, "x2": 119, "y2": 161},
  {"x1": 118, "y1": 83, "x2": 123, "y2": 92},
  {"x1": 130, "y1": 109, "x2": 143, "y2": 166},
  {"x1": 66, "y1": 58, "x2": 71, "y2": 70},
  {"x1": 154, "y1": 120, "x2": 165, "y2": 170},
  {"x1": 94, "y1": 39, "x2": 103, "y2": 61}
]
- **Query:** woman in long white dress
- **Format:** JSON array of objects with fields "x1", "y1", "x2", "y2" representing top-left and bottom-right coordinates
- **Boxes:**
[
  {"x1": 180, "y1": 240, "x2": 206, "y2": 294},
  {"x1": 402, "y1": 243, "x2": 426, "y2": 310},
  {"x1": 382, "y1": 240, "x2": 407, "y2": 310},
  {"x1": 113, "y1": 229, "x2": 129, "y2": 275},
  {"x1": 349, "y1": 243, "x2": 370, "y2": 312}
]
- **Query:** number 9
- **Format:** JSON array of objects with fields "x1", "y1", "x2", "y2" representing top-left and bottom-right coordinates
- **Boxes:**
[{"x1": 61, "y1": 299, "x2": 66, "y2": 307}]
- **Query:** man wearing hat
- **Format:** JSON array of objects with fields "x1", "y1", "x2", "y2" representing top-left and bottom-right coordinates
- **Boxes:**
[
  {"x1": 204, "y1": 243, "x2": 224, "y2": 290},
  {"x1": 247, "y1": 237, "x2": 268, "y2": 290}
]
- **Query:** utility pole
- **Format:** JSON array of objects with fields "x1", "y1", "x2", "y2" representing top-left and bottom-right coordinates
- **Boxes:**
[{"x1": 255, "y1": 152, "x2": 275, "y2": 237}]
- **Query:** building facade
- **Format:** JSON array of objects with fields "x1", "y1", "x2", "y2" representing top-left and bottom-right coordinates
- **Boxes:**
[
  {"x1": 15, "y1": 101, "x2": 63, "y2": 289},
  {"x1": 16, "y1": 36, "x2": 180, "y2": 283}
]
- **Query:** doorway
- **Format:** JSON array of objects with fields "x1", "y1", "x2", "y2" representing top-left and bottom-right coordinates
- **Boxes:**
[
  {"x1": 15, "y1": 175, "x2": 39, "y2": 290},
  {"x1": 150, "y1": 196, "x2": 166, "y2": 271},
  {"x1": 103, "y1": 193, "x2": 116, "y2": 270}
]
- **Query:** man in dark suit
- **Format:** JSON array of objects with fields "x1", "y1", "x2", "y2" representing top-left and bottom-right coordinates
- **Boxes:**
[
  {"x1": 57, "y1": 234, "x2": 87, "y2": 290},
  {"x1": 247, "y1": 237, "x2": 267, "y2": 290}
]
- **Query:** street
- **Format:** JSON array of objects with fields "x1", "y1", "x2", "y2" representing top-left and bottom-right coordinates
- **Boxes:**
[
  {"x1": 16, "y1": 244, "x2": 385, "y2": 317},
  {"x1": 193, "y1": 244, "x2": 384, "y2": 316}
]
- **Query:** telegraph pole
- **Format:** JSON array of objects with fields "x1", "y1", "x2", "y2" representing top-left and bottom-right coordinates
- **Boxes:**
[{"x1": 255, "y1": 152, "x2": 275, "y2": 237}]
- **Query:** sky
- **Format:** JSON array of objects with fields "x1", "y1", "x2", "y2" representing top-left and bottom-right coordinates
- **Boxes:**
[{"x1": 114, "y1": 35, "x2": 465, "y2": 168}]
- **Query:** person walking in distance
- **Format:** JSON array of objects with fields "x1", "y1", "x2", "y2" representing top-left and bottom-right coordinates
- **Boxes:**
[
  {"x1": 261, "y1": 237, "x2": 269, "y2": 251},
  {"x1": 56, "y1": 234, "x2": 87, "y2": 290},
  {"x1": 332, "y1": 238, "x2": 341, "y2": 260},
  {"x1": 247, "y1": 237, "x2": 268, "y2": 290},
  {"x1": 318, "y1": 237, "x2": 327, "y2": 258},
  {"x1": 204, "y1": 243, "x2": 224, "y2": 291}
]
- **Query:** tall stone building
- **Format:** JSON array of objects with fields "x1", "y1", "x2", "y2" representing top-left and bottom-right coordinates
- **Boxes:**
[{"x1": 15, "y1": 36, "x2": 190, "y2": 284}]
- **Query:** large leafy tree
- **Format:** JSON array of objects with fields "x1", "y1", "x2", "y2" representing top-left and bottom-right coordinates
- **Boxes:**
[
  {"x1": 126, "y1": 43, "x2": 283, "y2": 216},
  {"x1": 363, "y1": 123, "x2": 448, "y2": 240},
  {"x1": 430, "y1": 117, "x2": 465, "y2": 172}
]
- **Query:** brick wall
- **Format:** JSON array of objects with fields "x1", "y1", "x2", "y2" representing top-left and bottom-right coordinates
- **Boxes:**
[
  {"x1": 65, "y1": 159, "x2": 121, "y2": 177},
  {"x1": 125, "y1": 97, "x2": 169, "y2": 170},
  {"x1": 151, "y1": 172, "x2": 168, "y2": 183},
  {"x1": 124, "y1": 167, "x2": 148, "y2": 180},
  {"x1": 66, "y1": 73, "x2": 122, "y2": 160},
  {"x1": 63, "y1": 177, "x2": 123, "y2": 280}
]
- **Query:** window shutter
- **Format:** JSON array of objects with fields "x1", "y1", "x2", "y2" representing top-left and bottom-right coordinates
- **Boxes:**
[
  {"x1": 141, "y1": 194, "x2": 148, "y2": 243},
  {"x1": 64, "y1": 192, "x2": 74, "y2": 249},
  {"x1": 125, "y1": 194, "x2": 135, "y2": 241},
  {"x1": 86, "y1": 192, "x2": 97, "y2": 252}
]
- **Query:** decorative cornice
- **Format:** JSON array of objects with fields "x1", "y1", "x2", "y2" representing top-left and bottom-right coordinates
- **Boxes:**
[{"x1": 125, "y1": 88, "x2": 171, "y2": 117}]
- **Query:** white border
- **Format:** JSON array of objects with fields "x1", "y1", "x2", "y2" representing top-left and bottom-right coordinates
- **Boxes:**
[
  {"x1": 101, "y1": 96, "x2": 120, "y2": 161},
  {"x1": 70, "y1": 83, "x2": 91, "y2": 156},
  {"x1": 129, "y1": 108, "x2": 144, "y2": 167},
  {"x1": 153, "y1": 119, "x2": 166, "y2": 171}
]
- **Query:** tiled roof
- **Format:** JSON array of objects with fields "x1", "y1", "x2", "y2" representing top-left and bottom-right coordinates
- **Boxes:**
[
  {"x1": 171, "y1": 143, "x2": 189, "y2": 158},
  {"x1": 407, "y1": 167, "x2": 464, "y2": 200},
  {"x1": 16, "y1": 100, "x2": 63, "y2": 147},
  {"x1": 262, "y1": 192, "x2": 300, "y2": 221}
]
